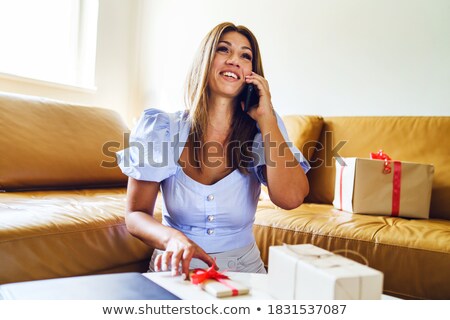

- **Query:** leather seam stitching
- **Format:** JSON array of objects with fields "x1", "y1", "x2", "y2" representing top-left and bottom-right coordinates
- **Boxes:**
[
  {"x1": 253, "y1": 224, "x2": 450, "y2": 254},
  {"x1": 0, "y1": 223, "x2": 127, "y2": 244}
]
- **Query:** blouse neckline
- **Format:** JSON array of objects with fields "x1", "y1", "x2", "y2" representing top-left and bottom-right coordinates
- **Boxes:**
[
  {"x1": 176, "y1": 165, "x2": 240, "y2": 189},
  {"x1": 174, "y1": 113, "x2": 242, "y2": 189}
]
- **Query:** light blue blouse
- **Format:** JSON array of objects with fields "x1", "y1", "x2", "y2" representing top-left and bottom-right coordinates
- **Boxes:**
[{"x1": 116, "y1": 108, "x2": 310, "y2": 253}]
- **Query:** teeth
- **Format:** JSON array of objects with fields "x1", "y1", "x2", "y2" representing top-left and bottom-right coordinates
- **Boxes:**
[{"x1": 222, "y1": 72, "x2": 238, "y2": 79}]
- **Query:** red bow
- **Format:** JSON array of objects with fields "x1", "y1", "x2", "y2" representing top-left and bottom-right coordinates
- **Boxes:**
[
  {"x1": 190, "y1": 264, "x2": 239, "y2": 296},
  {"x1": 190, "y1": 264, "x2": 230, "y2": 285},
  {"x1": 370, "y1": 150, "x2": 392, "y2": 173}
]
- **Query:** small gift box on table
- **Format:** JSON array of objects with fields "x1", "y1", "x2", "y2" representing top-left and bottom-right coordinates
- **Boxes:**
[
  {"x1": 333, "y1": 151, "x2": 434, "y2": 219},
  {"x1": 190, "y1": 266, "x2": 249, "y2": 298},
  {"x1": 268, "y1": 244, "x2": 383, "y2": 300}
]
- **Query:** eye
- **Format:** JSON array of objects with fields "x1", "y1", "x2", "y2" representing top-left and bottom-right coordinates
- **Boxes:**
[
  {"x1": 242, "y1": 53, "x2": 252, "y2": 61},
  {"x1": 217, "y1": 46, "x2": 229, "y2": 53}
]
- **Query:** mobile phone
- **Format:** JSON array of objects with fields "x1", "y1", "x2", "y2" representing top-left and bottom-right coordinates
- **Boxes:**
[{"x1": 241, "y1": 84, "x2": 259, "y2": 112}]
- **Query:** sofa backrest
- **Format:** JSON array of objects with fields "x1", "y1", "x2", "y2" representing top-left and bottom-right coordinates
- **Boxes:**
[
  {"x1": 304, "y1": 116, "x2": 450, "y2": 220},
  {"x1": 282, "y1": 115, "x2": 324, "y2": 162},
  {"x1": 0, "y1": 92, "x2": 128, "y2": 191}
]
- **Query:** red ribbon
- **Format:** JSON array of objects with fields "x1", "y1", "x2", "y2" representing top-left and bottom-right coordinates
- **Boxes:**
[
  {"x1": 370, "y1": 150, "x2": 392, "y2": 173},
  {"x1": 369, "y1": 150, "x2": 402, "y2": 216},
  {"x1": 190, "y1": 265, "x2": 239, "y2": 296},
  {"x1": 391, "y1": 161, "x2": 402, "y2": 216}
]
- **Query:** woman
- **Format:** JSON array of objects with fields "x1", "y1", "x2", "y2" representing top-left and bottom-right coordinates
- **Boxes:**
[{"x1": 117, "y1": 22, "x2": 310, "y2": 279}]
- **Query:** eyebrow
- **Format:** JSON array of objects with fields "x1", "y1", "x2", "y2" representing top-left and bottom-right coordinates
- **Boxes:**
[{"x1": 218, "y1": 40, "x2": 252, "y2": 52}]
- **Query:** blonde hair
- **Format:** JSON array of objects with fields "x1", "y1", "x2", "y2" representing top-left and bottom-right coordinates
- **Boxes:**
[{"x1": 184, "y1": 22, "x2": 264, "y2": 173}]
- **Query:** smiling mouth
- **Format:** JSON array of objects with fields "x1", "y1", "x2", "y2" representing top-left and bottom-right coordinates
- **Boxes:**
[{"x1": 220, "y1": 71, "x2": 240, "y2": 80}]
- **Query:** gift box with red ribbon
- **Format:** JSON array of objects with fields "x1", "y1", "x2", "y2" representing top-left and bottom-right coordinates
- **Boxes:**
[
  {"x1": 268, "y1": 244, "x2": 383, "y2": 300},
  {"x1": 333, "y1": 151, "x2": 434, "y2": 219},
  {"x1": 190, "y1": 265, "x2": 249, "y2": 298}
]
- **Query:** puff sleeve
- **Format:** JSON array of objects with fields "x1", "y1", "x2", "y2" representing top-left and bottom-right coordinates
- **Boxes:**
[
  {"x1": 116, "y1": 108, "x2": 180, "y2": 182},
  {"x1": 251, "y1": 112, "x2": 310, "y2": 186}
]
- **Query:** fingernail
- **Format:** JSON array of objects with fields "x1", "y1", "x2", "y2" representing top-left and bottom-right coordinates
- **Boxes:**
[
  {"x1": 181, "y1": 273, "x2": 187, "y2": 280},
  {"x1": 162, "y1": 263, "x2": 168, "y2": 271},
  {"x1": 171, "y1": 269, "x2": 177, "y2": 276}
]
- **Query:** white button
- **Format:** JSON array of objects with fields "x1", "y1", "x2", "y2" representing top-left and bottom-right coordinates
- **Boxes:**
[
  {"x1": 207, "y1": 194, "x2": 214, "y2": 201},
  {"x1": 207, "y1": 229, "x2": 214, "y2": 235},
  {"x1": 207, "y1": 215, "x2": 214, "y2": 222}
]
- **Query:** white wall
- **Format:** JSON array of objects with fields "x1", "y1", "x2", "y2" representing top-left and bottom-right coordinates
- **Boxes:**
[
  {"x1": 0, "y1": 0, "x2": 141, "y2": 125},
  {"x1": 138, "y1": 0, "x2": 450, "y2": 117},
  {"x1": 1, "y1": 0, "x2": 448, "y2": 125}
]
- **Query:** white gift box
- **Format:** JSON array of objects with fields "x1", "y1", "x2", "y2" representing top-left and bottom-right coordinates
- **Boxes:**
[
  {"x1": 198, "y1": 278, "x2": 250, "y2": 298},
  {"x1": 268, "y1": 244, "x2": 383, "y2": 300}
]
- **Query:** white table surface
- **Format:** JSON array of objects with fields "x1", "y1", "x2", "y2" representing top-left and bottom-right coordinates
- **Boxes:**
[
  {"x1": 144, "y1": 272, "x2": 273, "y2": 300},
  {"x1": 143, "y1": 272, "x2": 398, "y2": 300}
]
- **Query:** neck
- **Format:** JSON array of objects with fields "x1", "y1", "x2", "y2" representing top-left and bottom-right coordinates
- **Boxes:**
[
  {"x1": 206, "y1": 95, "x2": 234, "y2": 139},
  {"x1": 207, "y1": 95, "x2": 234, "y2": 127}
]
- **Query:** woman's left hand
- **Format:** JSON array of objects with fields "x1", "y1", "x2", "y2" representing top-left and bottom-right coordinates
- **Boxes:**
[{"x1": 242, "y1": 72, "x2": 277, "y2": 126}]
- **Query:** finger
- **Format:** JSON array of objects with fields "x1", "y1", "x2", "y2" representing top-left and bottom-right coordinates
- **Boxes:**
[
  {"x1": 181, "y1": 247, "x2": 195, "y2": 280},
  {"x1": 251, "y1": 71, "x2": 269, "y2": 84},
  {"x1": 171, "y1": 249, "x2": 184, "y2": 276},
  {"x1": 245, "y1": 75, "x2": 268, "y2": 95},
  {"x1": 161, "y1": 251, "x2": 173, "y2": 271},
  {"x1": 195, "y1": 249, "x2": 217, "y2": 270},
  {"x1": 154, "y1": 254, "x2": 162, "y2": 272},
  {"x1": 245, "y1": 72, "x2": 265, "y2": 82}
]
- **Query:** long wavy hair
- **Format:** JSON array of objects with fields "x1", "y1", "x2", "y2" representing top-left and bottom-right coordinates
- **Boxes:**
[{"x1": 184, "y1": 22, "x2": 264, "y2": 174}]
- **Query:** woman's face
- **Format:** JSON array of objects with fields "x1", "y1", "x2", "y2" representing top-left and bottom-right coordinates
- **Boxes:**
[{"x1": 208, "y1": 31, "x2": 253, "y2": 100}]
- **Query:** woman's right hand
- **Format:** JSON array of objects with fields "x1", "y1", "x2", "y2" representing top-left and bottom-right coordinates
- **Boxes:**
[{"x1": 154, "y1": 231, "x2": 216, "y2": 279}]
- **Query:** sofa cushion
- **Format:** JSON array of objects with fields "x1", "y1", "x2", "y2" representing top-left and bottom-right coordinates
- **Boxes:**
[
  {"x1": 305, "y1": 116, "x2": 450, "y2": 220},
  {"x1": 259, "y1": 115, "x2": 322, "y2": 199},
  {"x1": 253, "y1": 203, "x2": 450, "y2": 299},
  {"x1": 0, "y1": 92, "x2": 128, "y2": 191},
  {"x1": 281, "y1": 115, "x2": 323, "y2": 161},
  {"x1": 0, "y1": 188, "x2": 153, "y2": 284}
]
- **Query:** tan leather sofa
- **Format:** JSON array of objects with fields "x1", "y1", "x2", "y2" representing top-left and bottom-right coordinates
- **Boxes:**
[
  {"x1": 1, "y1": 92, "x2": 449, "y2": 300},
  {"x1": 0, "y1": 93, "x2": 151, "y2": 283}
]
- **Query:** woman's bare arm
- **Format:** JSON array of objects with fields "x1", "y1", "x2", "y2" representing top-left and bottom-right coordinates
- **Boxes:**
[{"x1": 125, "y1": 177, "x2": 215, "y2": 277}]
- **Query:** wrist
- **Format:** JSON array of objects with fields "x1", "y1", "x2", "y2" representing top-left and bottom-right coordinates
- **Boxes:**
[
  {"x1": 257, "y1": 113, "x2": 278, "y2": 133},
  {"x1": 162, "y1": 227, "x2": 183, "y2": 248}
]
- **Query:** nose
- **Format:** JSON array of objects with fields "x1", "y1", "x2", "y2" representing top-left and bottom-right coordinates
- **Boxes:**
[{"x1": 226, "y1": 53, "x2": 240, "y2": 67}]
